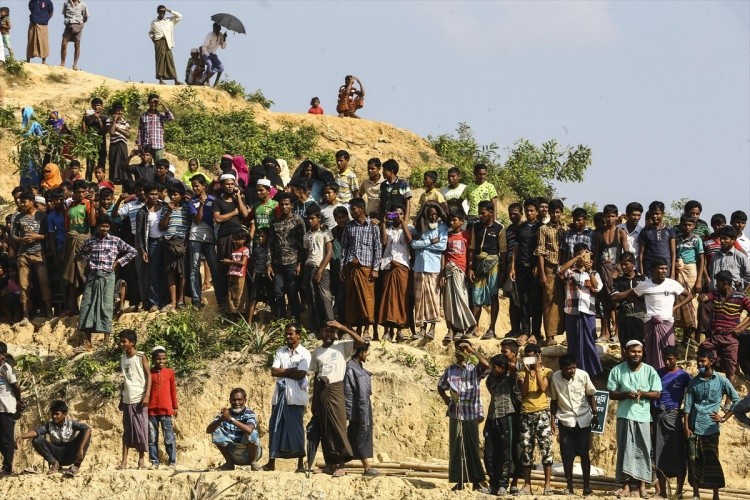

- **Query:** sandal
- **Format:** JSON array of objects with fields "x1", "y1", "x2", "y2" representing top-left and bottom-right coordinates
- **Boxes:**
[
  {"x1": 516, "y1": 486, "x2": 532, "y2": 496},
  {"x1": 481, "y1": 329, "x2": 496, "y2": 340},
  {"x1": 63, "y1": 465, "x2": 79, "y2": 477},
  {"x1": 545, "y1": 338, "x2": 559, "y2": 346},
  {"x1": 332, "y1": 468, "x2": 346, "y2": 478},
  {"x1": 543, "y1": 488, "x2": 555, "y2": 496},
  {"x1": 115, "y1": 463, "x2": 127, "y2": 470},
  {"x1": 612, "y1": 488, "x2": 625, "y2": 498},
  {"x1": 48, "y1": 462, "x2": 60, "y2": 474}
]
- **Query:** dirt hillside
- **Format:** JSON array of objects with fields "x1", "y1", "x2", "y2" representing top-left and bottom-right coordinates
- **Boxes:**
[{"x1": 1, "y1": 65, "x2": 750, "y2": 499}]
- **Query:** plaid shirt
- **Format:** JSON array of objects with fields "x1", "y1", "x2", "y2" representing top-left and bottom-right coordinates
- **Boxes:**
[
  {"x1": 341, "y1": 217, "x2": 382, "y2": 269},
  {"x1": 438, "y1": 362, "x2": 489, "y2": 421},
  {"x1": 563, "y1": 268, "x2": 602, "y2": 315},
  {"x1": 212, "y1": 407, "x2": 257, "y2": 443},
  {"x1": 137, "y1": 109, "x2": 174, "y2": 150},
  {"x1": 76, "y1": 233, "x2": 137, "y2": 271},
  {"x1": 535, "y1": 223, "x2": 565, "y2": 266},
  {"x1": 562, "y1": 228, "x2": 595, "y2": 262}
]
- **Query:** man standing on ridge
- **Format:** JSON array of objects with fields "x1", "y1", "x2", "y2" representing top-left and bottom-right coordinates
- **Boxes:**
[
  {"x1": 60, "y1": 0, "x2": 88, "y2": 70},
  {"x1": 148, "y1": 5, "x2": 182, "y2": 85}
]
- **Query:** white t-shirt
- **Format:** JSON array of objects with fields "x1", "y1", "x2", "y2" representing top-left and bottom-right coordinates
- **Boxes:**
[
  {"x1": 633, "y1": 278, "x2": 684, "y2": 322},
  {"x1": 441, "y1": 184, "x2": 469, "y2": 214},
  {"x1": 381, "y1": 226, "x2": 412, "y2": 270},
  {"x1": 309, "y1": 340, "x2": 354, "y2": 384},
  {"x1": 304, "y1": 228, "x2": 334, "y2": 269},
  {"x1": 0, "y1": 362, "x2": 18, "y2": 413},
  {"x1": 147, "y1": 210, "x2": 163, "y2": 239},
  {"x1": 737, "y1": 233, "x2": 750, "y2": 254}
]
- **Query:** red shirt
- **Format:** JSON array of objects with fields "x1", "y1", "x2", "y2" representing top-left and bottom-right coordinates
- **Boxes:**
[
  {"x1": 308, "y1": 106, "x2": 324, "y2": 115},
  {"x1": 98, "y1": 180, "x2": 115, "y2": 191},
  {"x1": 446, "y1": 230, "x2": 470, "y2": 272},
  {"x1": 148, "y1": 367, "x2": 178, "y2": 416}
]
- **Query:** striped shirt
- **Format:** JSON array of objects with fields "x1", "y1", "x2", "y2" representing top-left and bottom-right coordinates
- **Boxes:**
[
  {"x1": 705, "y1": 290, "x2": 750, "y2": 332},
  {"x1": 137, "y1": 109, "x2": 174, "y2": 150},
  {"x1": 341, "y1": 217, "x2": 382, "y2": 269},
  {"x1": 118, "y1": 199, "x2": 144, "y2": 236},
  {"x1": 105, "y1": 116, "x2": 130, "y2": 144},
  {"x1": 161, "y1": 202, "x2": 195, "y2": 239},
  {"x1": 76, "y1": 233, "x2": 137, "y2": 271},
  {"x1": 535, "y1": 223, "x2": 565, "y2": 266},
  {"x1": 211, "y1": 408, "x2": 257, "y2": 443},
  {"x1": 438, "y1": 362, "x2": 489, "y2": 421}
]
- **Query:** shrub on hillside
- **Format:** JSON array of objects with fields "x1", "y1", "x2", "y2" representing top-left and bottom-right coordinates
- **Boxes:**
[{"x1": 217, "y1": 79, "x2": 246, "y2": 99}]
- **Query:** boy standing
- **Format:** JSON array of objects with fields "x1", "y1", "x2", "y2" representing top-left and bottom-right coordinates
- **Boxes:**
[
  {"x1": 223, "y1": 231, "x2": 249, "y2": 315},
  {"x1": 334, "y1": 150, "x2": 359, "y2": 204},
  {"x1": 731, "y1": 210, "x2": 750, "y2": 254},
  {"x1": 557, "y1": 243, "x2": 603, "y2": 377},
  {"x1": 118, "y1": 329, "x2": 151, "y2": 470},
  {"x1": 0, "y1": 342, "x2": 23, "y2": 476},
  {"x1": 418, "y1": 170, "x2": 446, "y2": 207},
  {"x1": 618, "y1": 202, "x2": 643, "y2": 271},
  {"x1": 549, "y1": 354, "x2": 598, "y2": 496},
  {"x1": 361, "y1": 158, "x2": 383, "y2": 216},
  {"x1": 11, "y1": 191, "x2": 52, "y2": 325},
  {"x1": 484, "y1": 354, "x2": 521, "y2": 496},
  {"x1": 76, "y1": 214, "x2": 136, "y2": 351},
  {"x1": 302, "y1": 205, "x2": 335, "y2": 333},
  {"x1": 148, "y1": 346, "x2": 178, "y2": 469},
  {"x1": 0, "y1": 7, "x2": 12, "y2": 58},
  {"x1": 611, "y1": 252, "x2": 647, "y2": 350},
  {"x1": 535, "y1": 199, "x2": 566, "y2": 345},
  {"x1": 440, "y1": 209, "x2": 476, "y2": 343},
  {"x1": 379, "y1": 159, "x2": 412, "y2": 220},
  {"x1": 440, "y1": 166, "x2": 469, "y2": 215},
  {"x1": 517, "y1": 344, "x2": 553, "y2": 496}
]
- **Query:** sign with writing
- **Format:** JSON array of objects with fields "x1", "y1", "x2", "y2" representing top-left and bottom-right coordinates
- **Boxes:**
[{"x1": 592, "y1": 390, "x2": 609, "y2": 434}]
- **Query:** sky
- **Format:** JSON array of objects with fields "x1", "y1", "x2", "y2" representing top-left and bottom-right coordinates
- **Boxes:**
[{"x1": 17, "y1": 0, "x2": 750, "y2": 219}]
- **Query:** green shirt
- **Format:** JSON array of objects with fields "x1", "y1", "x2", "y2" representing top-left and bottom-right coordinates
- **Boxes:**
[
  {"x1": 67, "y1": 201, "x2": 91, "y2": 234},
  {"x1": 466, "y1": 182, "x2": 498, "y2": 216},
  {"x1": 607, "y1": 362, "x2": 662, "y2": 422},
  {"x1": 252, "y1": 199, "x2": 278, "y2": 230}
]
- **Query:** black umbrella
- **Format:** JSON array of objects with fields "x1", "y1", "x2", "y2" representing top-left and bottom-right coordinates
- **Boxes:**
[
  {"x1": 211, "y1": 13, "x2": 246, "y2": 34},
  {"x1": 305, "y1": 415, "x2": 321, "y2": 478}
]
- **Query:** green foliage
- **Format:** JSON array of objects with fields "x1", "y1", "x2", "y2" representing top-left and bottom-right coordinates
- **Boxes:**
[
  {"x1": 1, "y1": 56, "x2": 28, "y2": 79},
  {"x1": 109, "y1": 85, "x2": 151, "y2": 124},
  {"x1": 217, "y1": 79, "x2": 246, "y2": 100},
  {"x1": 12, "y1": 118, "x2": 102, "y2": 174},
  {"x1": 168, "y1": 85, "x2": 206, "y2": 113},
  {"x1": 89, "y1": 84, "x2": 111, "y2": 102},
  {"x1": 143, "y1": 307, "x2": 224, "y2": 377},
  {"x1": 305, "y1": 149, "x2": 337, "y2": 169},
  {"x1": 418, "y1": 122, "x2": 592, "y2": 203},
  {"x1": 245, "y1": 89, "x2": 274, "y2": 109},
  {"x1": 422, "y1": 354, "x2": 441, "y2": 378},
  {"x1": 164, "y1": 109, "x2": 318, "y2": 168},
  {"x1": 502, "y1": 139, "x2": 591, "y2": 201},
  {"x1": 393, "y1": 348, "x2": 418, "y2": 368},
  {"x1": 0, "y1": 104, "x2": 17, "y2": 131},
  {"x1": 665, "y1": 197, "x2": 689, "y2": 228}
]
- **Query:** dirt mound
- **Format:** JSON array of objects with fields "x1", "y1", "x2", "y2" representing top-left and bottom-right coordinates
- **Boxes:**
[{"x1": 0, "y1": 64, "x2": 443, "y2": 201}]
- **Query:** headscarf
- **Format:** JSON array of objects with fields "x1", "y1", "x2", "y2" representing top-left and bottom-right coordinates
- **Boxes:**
[
  {"x1": 48, "y1": 111, "x2": 65, "y2": 131},
  {"x1": 232, "y1": 155, "x2": 249, "y2": 188},
  {"x1": 40, "y1": 163, "x2": 63, "y2": 191},
  {"x1": 181, "y1": 158, "x2": 210, "y2": 185},
  {"x1": 414, "y1": 200, "x2": 449, "y2": 235},
  {"x1": 21, "y1": 107, "x2": 44, "y2": 137},
  {"x1": 291, "y1": 159, "x2": 334, "y2": 184}
]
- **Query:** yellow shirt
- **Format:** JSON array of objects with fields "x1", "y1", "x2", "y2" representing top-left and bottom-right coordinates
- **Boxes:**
[
  {"x1": 520, "y1": 367, "x2": 552, "y2": 414},
  {"x1": 419, "y1": 188, "x2": 446, "y2": 206}
]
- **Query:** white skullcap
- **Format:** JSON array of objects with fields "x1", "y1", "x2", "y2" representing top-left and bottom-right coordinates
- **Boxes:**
[
  {"x1": 220, "y1": 173, "x2": 236, "y2": 181},
  {"x1": 257, "y1": 179, "x2": 272, "y2": 188},
  {"x1": 35, "y1": 196, "x2": 47, "y2": 204},
  {"x1": 625, "y1": 339, "x2": 643, "y2": 348}
]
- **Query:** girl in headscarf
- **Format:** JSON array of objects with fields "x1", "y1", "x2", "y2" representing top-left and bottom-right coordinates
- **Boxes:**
[
  {"x1": 181, "y1": 157, "x2": 209, "y2": 185},
  {"x1": 40, "y1": 162, "x2": 63, "y2": 191},
  {"x1": 232, "y1": 155, "x2": 249, "y2": 189},
  {"x1": 48, "y1": 111, "x2": 67, "y2": 132}
]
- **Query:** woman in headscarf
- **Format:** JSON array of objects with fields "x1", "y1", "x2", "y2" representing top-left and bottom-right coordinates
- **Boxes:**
[
  {"x1": 181, "y1": 157, "x2": 210, "y2": 185},
  {"x1": 21, "y1": 106, "x2": 44, "y2": 186},
  {"x1": 291, "y1": 160, "x2": 334, "y2": 204},
  {"x1": 233, "y1": 155, "x2": 249, "y2": 189},
  {"x1": 48, "y1": 111, "x2": 67, "y2": 132},
  {"x1": 40, "y1": 162, "x2": 63, "y2": 192}
]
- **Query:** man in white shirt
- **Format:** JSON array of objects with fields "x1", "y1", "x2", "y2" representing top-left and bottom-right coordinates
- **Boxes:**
[
  {"x1": 625, "y1": 258, "x2": 692, "y2": 369},
  {"x1": 549, "y1": 354, "x2": 598, "y2": 497},
  {"x1": 262, "y1": 323, "x2": 311, "y2": 472},
  {"x1": 440, "y1": 166, "x2": 469, "y2": 216},
  {"x1": 148, "y1": 5, "x2": 182, "y2": 85},
  {"x1": 201, "y1": 23, "x2": 227, "y2": 87},
  {"x1": 617, "y1": 202, "x2": 643, "y2": 271},
  {"x1": 731, "y1": 211, "x2": 750, "y2": 254},
  {"x1": 309, "y1": 320, "x2": 365, "y2": 477}
]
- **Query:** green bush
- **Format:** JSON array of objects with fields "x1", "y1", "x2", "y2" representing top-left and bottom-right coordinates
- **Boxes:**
[
  {"x1": 168, "y1": 85, "x2": 206, "y2": 113},
  {"x1": 2, "y1": 56, "x2": 28, "y2": 79},
  {"x1": 217, "y1": 79, "x2": 246, "y2": 99},
  {"x1": 89, "y1": 84, "x2": 111, "y2": 102},
  {"x1": 0, "y1": 104, "x2": 17, "y2": 131},
  {"x1": 164, "y1": 109, "x2": 318, "y2": 168},
  {"x1": 109, "y1": 85, "x2": 151, "y2": 124},
  {"x1": 245, "y1": 89, "x2": 274, "y2": 109}
]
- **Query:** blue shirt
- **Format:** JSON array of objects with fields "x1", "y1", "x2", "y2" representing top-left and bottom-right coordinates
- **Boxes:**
[
  {"x1": 655, "y1": 368, "x2": 690, "y2": 410},
  {"x1": 684, "y1": 372, "x2": 740, "y2": 436},
  {"x1": 411, "y1": 223, "x2": 448, "y2": 273},
  {"x1": 212, "y1": 407, "x2": 257, "y2": 443},
  {"x1": 161, "y1": 202, "x2": 196, "y2": 239},
  {"x1": 47, "y1": 209, "x2": 66, "y2": 250}
]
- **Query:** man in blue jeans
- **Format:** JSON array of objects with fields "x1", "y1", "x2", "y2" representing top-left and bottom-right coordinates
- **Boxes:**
[
  {"x1": 188, "y1": 174, "x2": 218, "y2": 307},
  {"x1": 268, "y1": 193, "x2": 305, "y2": 321}
]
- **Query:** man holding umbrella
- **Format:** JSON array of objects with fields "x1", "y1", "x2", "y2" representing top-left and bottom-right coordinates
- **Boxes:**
[
  {"x1": 201, "y1": 23, "x2": 226, "y2": 87},
  {"x1": 148, "y1": 5, "x2": 182, "y2": 85}
]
